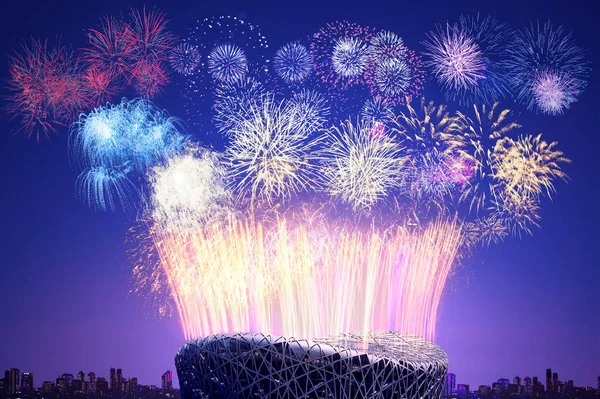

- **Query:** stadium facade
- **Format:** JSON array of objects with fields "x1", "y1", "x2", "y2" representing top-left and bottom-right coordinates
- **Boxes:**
[{"x1": 175, "y1": 331, "x2": 448, "y2": 399}]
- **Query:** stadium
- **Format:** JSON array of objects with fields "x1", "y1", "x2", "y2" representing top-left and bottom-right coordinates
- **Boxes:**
[{"x1": 175, "y1": 331, "x2": 448, "y2": 399}]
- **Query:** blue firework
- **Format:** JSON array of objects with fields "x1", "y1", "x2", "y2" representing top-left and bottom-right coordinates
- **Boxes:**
[
  {"x1": 506, "y1": 20, "x2": 590, "y2": 115},
  {"x1": 273, "y1": 42, "x2": 313, "y2": 84},
  {"x1": 69, "y1": 98, "x2": 188, "y2": 211}
]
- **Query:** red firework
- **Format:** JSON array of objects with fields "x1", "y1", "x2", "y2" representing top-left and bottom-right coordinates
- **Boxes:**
[
  {"x1": 6, "y1": 39, "x2": 83, "y2": 140},
  {"x1": 82, "y1": 15, "x2": 136, "y2": 79},
  {"x1": 129, "y1": 7, "x2": 175, "y2": 61},
  {"x1": 82, "y1": 67, "x2": 119, "y2": 107},
  {"x1": 130, "y1": 59, "x2": 169, "y2": 99}
]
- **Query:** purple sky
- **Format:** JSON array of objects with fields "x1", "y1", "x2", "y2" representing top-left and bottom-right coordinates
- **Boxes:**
[{"x1": 0, "y1": 0, "x2": 598, "y2": 390}]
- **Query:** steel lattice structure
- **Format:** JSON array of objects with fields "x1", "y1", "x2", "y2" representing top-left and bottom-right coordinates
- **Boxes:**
[{"x1": 175, "y1": 331, "x2": 448, "y2": 399}]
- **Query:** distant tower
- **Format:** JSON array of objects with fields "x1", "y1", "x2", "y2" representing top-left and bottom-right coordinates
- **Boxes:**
[
  {"x1": 20, "y1": 373, "x2": 33, "y2": 393},
  {"x1": 77, "y1": 371, "x2": 85, "y2": 381},
  {"x1": 597, "y1": 375, "x2": 600, "y2": 392},
  {"x1": 457, "y1": 384, "x2": 469, "y2": 397},
  {"x1": 552, "y1": 372, "x2": 559, "y2": 393},
  {"x1": 445, "y1": 373, "x2": 456, "y2": 396},
  {"x1": 514, "y1": 376, "x2": 521, "y2": 386},
  {"x1": 546, "y1": 368, "x2": 552, "y2": 393},
  {"x1": 117, "y1": 369, "x2": 123, "y2": 392},
  {"x1": 498, "y1": 378, "x2": 509, "y2": 391},
  {"x1": 8, "y1": 368, "x2": 19, "y2": 395},
  {"x1": 110, "y1": 368, "x2": 116, "y2": 391},
  {"x1": 162, "y1": 370, "x2": 173, "y2": 392},
  {"x1": 88, "y1": 372, "x2": 96, "y2": 383}
]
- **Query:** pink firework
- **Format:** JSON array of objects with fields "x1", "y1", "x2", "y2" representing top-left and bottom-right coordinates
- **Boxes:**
[
  {"x1": 423, "y1": 23, "x2": 486, "y2": 91},
  {"x1": 531, "y1": 69, "x2": 580, "y2": 115},
  {"x1": 310, "y1": 21, "x2": 375, "y2": 90}
]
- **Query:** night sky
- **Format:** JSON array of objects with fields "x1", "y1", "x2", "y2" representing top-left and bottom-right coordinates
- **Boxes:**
[{"x1": 1, "y1": 0, "x2": 598, "y2": 390}]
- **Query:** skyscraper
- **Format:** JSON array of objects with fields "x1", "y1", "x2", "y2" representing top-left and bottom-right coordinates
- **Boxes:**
[
  {"x1": 498, "y1": 378, "x2": 510, "y2": 391},
  {"x1": 597, "y1": 375, "x2": 600, "y2": 392},
  {"x1": 546, "y1": 369, "x2": 552, "y2": 393},
  {"x1": 110, "y1": 368, "x2": 116, "y2": 391},
  {"x1": 77, "y1": 370, "x2": 85, "y2": 381},
  {"x1": 524, "y1": 377, "x2": 532, "y2": 395},
  {"x1": 0, "y1": 375, "x2": 5, "y2": 395},
  {"x1": 162, "y1": 370, "x2": 173, "y2": 392},
  {"x1": 88, "y1": 372, "x2": 96, "y2": 384},
  {"x1": 552, "y1": 372, "x2": 559, "y2": 393},
  {"x1": 456, "y1": 384, "x2": 469, "y2": 397},
  {"x1": 129, "y1": 377, "x2": 138, "y2": 392},
  {"x1": 20, "y1": 372, "x2": 33, "y2": 393},
  {"x1": 445, "y1": 373, "x2": 456, "y2": 396},
  {"x1": 8, "y1": 368, "x2": 19, "y2": 395},
  {"x1": 117, "y1": 368, "x2": 123, "y2": 392}
]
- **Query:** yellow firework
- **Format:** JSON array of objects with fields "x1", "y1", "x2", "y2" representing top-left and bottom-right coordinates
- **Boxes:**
[
  {"x1": 490, "y1": 134, "x2": 569, "y2": 201},
  {"x1": 457, "y1": 102, "x2": 522, "y2": 213},
  {"x1": 141, "y1": 213, "x2": 462, "y2": 341}
]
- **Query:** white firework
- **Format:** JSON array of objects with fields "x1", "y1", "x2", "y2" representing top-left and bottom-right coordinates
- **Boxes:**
[
  {"x1": 207, "y1": 44, "x2": 248, "y2": 83},
  {"x1": 331, "y1": 37, "x2": 372, "y2": 77},
  {"x1": 288, "y1": 89, "x2": 330, "y2": 132},
  {"x1": 212, "y1": 76, "x2": 267, "y2": 134},
  {"x1": 319, "y1": 119, "x2": 403, "y2": 211},
  {"x1": 374, "y1": 57, "x2": 412, "y2": 98},
  {"x1": 273, "y1": 42, "x2": 313, "y2": 84},
  {"x1": 149, "y1": 148, "x2": 230, "y2": 231},
  {"x1": 226, "y1": 96, "x2": 321, "y2": 204},
  {"x1": 371, "y1": 30, "x2": 405, "y2": 59}
]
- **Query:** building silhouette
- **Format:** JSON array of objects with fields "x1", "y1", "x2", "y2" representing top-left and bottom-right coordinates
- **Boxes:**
[
  {"x1": 445, "y1": 373, "x2": 456, "y2": 396},
  {"x1": 162, "y1": 370, "x2": 173, "y2": 392},
  {"x1": 117, "y1": 368, "x2": 123, "y2": 392},
  {"x1": 7, "y1": 368, "x2": 19, "y2": 395},
  {"x1": 457, "y1": 383, "x2": 469, "y2": 397},
  {"x1": 88, "y1": 371, "x2": 96, "y2": 384},
  {"x1": 21, "y1": 372, "x2": 33, "y2": 393},
  {"x1": 110, "y1": 368, "x2": 116, "y2": 391},
  {"x1": 546, "y1": 369, "x2": 552, "y2": 393}
]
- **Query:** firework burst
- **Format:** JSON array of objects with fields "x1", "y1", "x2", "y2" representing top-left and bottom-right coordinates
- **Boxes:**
[
  {"x1": 6, "y1": 39, "x2": 89, "y2": 140},
  {"x1": 169, "y1": 43, "x2": 201, "y2": 75},
  {"x1": 456, "y1": 103, "x2": 522, "y2": 213},
  {"x1": 507, "y1": 20, "x2": 589, "y2": 115},
  {"x1": 207, "y1": 44, "x2": 248, "y2": 83},
  {"x1": 490, "y1": 134, "x2": 569, "y2": 201},
  {"x1": 319, "y1": 119, "x2": 404, "y2": 212},
  {"x1": 183, "y1": 16, "x2": 270, "y2": 126},
  {"x1": 69, "y1": 98, "x2": 187, "y2": 211},
  {"x1": 273, "y1": 42, "x2": 313, "y2": 84},
  {"x1": 149, "y1": 146, "x2": 230, "y2": 231},
  {"x1": 423, "y1": 24, "x2": 486, "y2": 92},
  {"x1": 226, "y1": 96, "x2": 321, "y2": 205},
  {"x1": 310, "y1": 21, "x2": 375, "y2": 89}
]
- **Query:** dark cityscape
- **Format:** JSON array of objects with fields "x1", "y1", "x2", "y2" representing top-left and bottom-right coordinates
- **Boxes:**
[
  {"x1": 0, "y1": 368, "x2": 179, "y2": 399},
  {"x1": 1, "y1": 366, "x2": 598, "y2": 399}
]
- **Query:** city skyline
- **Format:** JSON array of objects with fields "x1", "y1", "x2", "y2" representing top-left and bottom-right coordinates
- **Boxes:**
[{"x1": 0, "y1": 0, "x2": 598, "y2": 391}]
